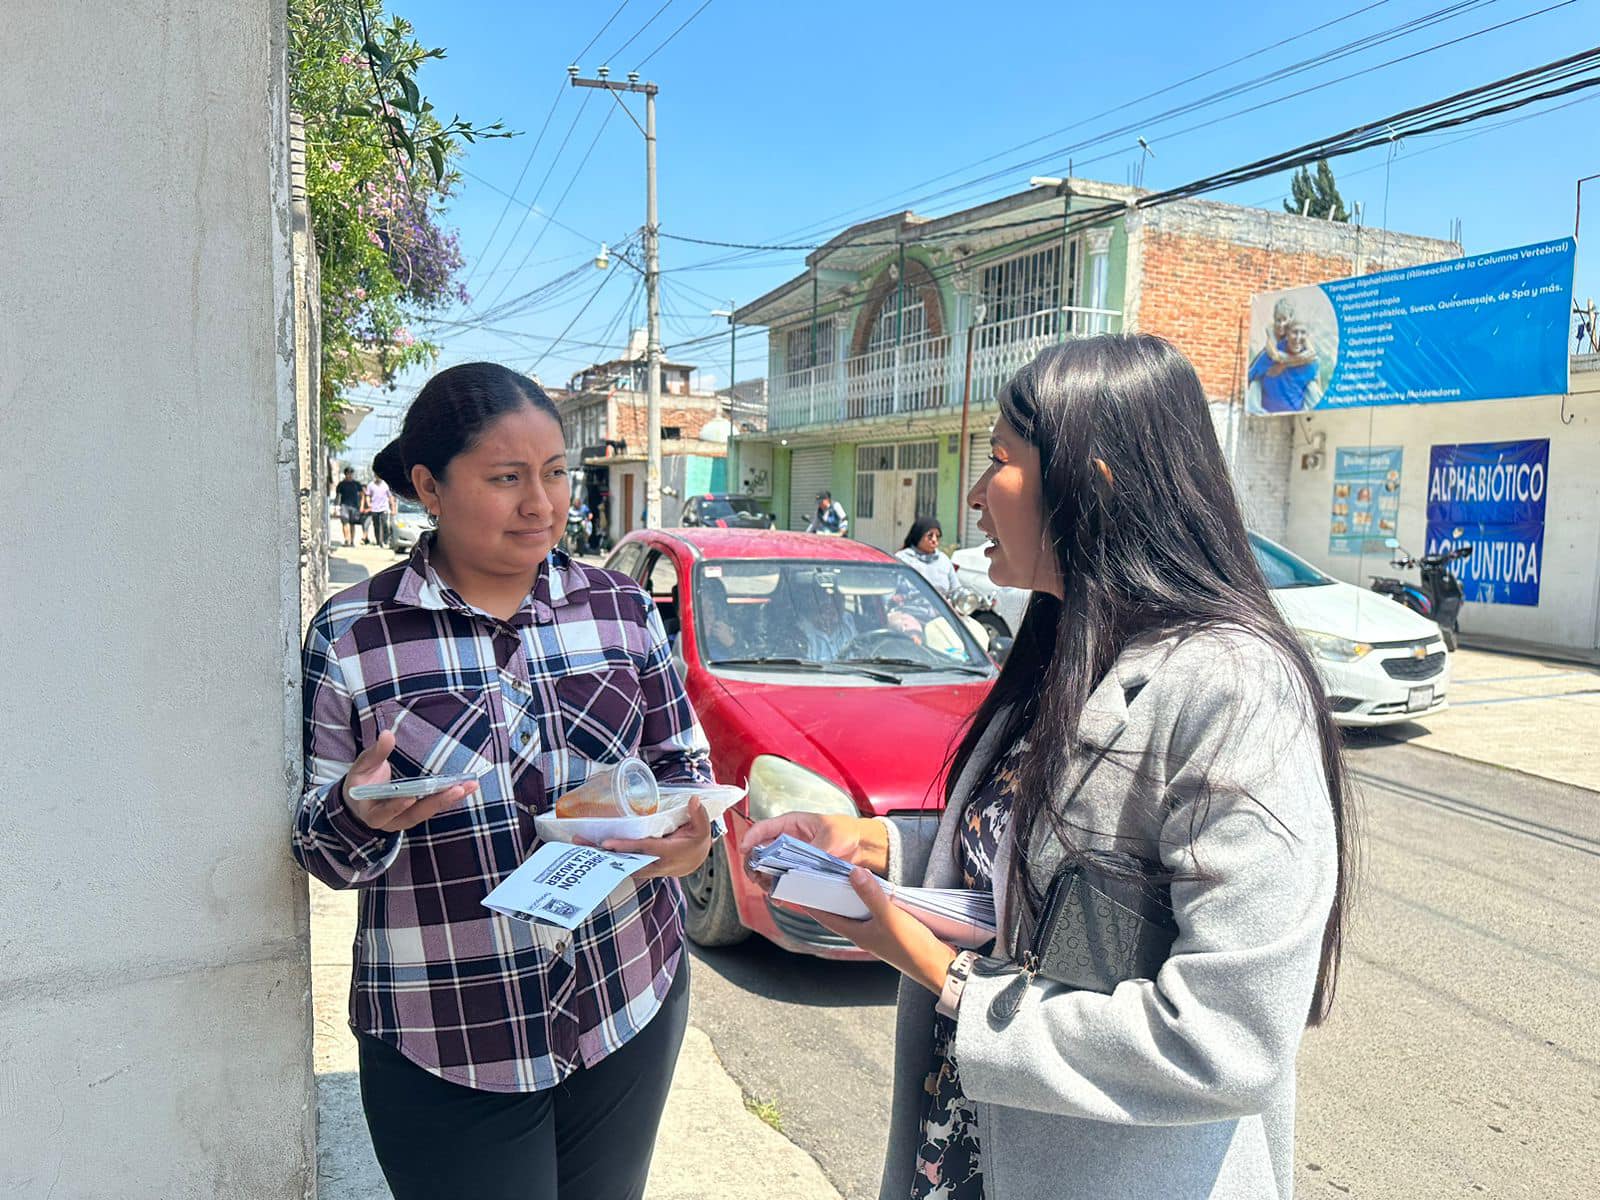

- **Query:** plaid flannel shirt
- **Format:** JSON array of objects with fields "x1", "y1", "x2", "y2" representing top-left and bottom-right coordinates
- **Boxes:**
[{"x1": 294, "y1": 537, "x2": 712, "y2": 1092}]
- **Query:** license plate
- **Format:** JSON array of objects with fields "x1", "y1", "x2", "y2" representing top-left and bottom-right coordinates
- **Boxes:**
[{"x1": 1407, "y1": 686, "x2": 1434, "y2": 712}]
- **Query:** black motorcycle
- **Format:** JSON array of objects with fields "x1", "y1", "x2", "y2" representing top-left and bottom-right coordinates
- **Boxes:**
[{"x1": 1369, "y1": 540, "x2": 1473, "y2": 651}]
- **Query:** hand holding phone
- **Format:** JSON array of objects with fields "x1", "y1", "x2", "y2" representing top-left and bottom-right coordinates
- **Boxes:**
[{"x1": 340, "y1": 730, "x2": 479, "y2": 832}]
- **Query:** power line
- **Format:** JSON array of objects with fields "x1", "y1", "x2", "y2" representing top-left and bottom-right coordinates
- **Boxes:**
[
  {"x1": 661, "y1": 0, "x2": 1563, "y2": 272},
  {"x1": 462, "y1": 2, "x2": 637, "y2": 294},
  {"x1": 477, "y1": 102, "x2": 621, "y2": 313},
  {"x1": 676, "y1": 46, "x2": 1600, "y2": 341},
  {"x1": 530, "y1": 266, "x2": 625, "y2": 372},
  {"x1": 604, "y1": 0, "x2": 677, "y2": 64},
  {"x1": 468, "y1": 91, "x2": 596, "y2": 304},
  {"x1": 635, "y1": 0, "x2": 715, "y2": 69}
]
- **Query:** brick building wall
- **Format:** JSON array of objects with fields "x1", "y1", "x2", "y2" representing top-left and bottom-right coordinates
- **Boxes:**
[
  {"x1": 609, "y1": 390, "x2": 724, "y2": 447},
  {"x1": 1126, "y1": 200, "x2": 1458, "y2": 539}
]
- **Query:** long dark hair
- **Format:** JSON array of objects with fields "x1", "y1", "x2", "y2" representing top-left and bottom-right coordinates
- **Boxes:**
[
  {"x1": 372, "y1": 362, "x2": 563, "y2": 500},
  {"x1": 902, "y1": 515, "x2": 942, "y2": 551},
  {"x1": 948, "y1": 334, "x2": 1354, "y2": 1025}
]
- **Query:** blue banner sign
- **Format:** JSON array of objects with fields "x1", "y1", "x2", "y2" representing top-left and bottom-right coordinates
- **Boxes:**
[
  {"x1": 1246, "y1": 239, "x2": 1574, "y2": 415},
  {"x1": 1329, "y1": 446, "x2": 1402, "y2": 555},
  {"x1": 1425, "y1": 439, "x2": 1549, "y2": 607}
]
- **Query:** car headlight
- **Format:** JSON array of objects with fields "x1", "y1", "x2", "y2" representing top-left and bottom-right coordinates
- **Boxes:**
[
  {"x1": 746, "y1": 755, "x2": 858, "y2": 822},
  {"x1": 951, "y1": 587, "x2": 981, "y2": 616},
  {"x1": 1299, "y1": 630, "x2": 1372, "y2": 662}
]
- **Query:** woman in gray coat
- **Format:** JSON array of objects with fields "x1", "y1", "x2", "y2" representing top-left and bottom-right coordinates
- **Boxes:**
[{"x1": 745, "y1": 335, "x2": 1353, "y2": 1200}]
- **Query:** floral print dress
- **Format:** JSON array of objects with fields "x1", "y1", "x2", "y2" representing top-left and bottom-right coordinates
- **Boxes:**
[{"x1": 909, "y1": 743, "x2": 1024, "y2": 1200}]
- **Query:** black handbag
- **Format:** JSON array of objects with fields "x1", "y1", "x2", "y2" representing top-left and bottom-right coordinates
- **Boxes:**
[{"x1": 978, "y1": 857, "x2": 1178, "y2": 1022}]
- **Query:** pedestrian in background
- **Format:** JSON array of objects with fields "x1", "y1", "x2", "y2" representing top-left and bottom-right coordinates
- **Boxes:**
[
  {"x1": 746, "y1": 334, "x2": 1353, "y2": 1200},
  {"x1": 896, "y1": 516, "x2": 958, "y2": 599},
  {"x1": 333, "y1": 467, "x2": 364, "y2": 547},
  {"x1": 806, "y1": 490, "x2": 848, "y2": 536},
  {"x1": 294, "y1": 361, "x2": 716, "y2": 1200},
  {"x1": 364, "y1": 474, "x2": 395, "y2": 548}
]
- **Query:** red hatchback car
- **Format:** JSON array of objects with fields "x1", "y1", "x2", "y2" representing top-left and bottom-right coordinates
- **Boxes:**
[{"x1": 603, "y1": 528, "x2": 995, "y2": 958}]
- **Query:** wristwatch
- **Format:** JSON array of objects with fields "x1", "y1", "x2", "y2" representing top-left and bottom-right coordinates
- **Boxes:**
[{"x1": 936, "y1": 950, "x2": 980, "y2": 1019}]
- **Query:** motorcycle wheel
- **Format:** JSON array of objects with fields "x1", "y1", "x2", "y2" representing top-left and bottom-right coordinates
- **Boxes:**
[
  {"x1": 682, "y1": 840, "x2": 749, "y2": 948},
  {"x1": 973, "y1": 611, "x2": 1011, "y2": 644}
]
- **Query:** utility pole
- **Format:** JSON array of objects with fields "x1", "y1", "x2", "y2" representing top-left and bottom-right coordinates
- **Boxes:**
[
  {"x1": 711, "y1": 303, "x2": 736, "y2": 420},
  {"x1": 571, "y1": 65, "x2": 662, "y2": 528}
]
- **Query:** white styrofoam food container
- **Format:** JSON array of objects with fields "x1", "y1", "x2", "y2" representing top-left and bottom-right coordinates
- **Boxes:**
[{"x1": 534, "y1": 783, "x2": 747, "y2": 845}]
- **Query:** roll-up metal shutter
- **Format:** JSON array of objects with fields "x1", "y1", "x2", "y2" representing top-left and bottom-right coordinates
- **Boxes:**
[
  {"x1": 789, "y1": 447, "x2": 834, "y2": 531},
  {"x1": 962, "y1": 432, "x2": 988, "y2": 547}
]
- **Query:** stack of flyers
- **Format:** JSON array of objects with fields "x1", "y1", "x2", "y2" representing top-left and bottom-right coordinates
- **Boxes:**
[{"x1": 750, "y1": 834, "x2": 997, "y2": 949}]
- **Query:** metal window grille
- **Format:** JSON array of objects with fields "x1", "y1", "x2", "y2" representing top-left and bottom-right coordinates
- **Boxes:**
[
  {"x1": 914, "y1": 470, "x2": 938, "y2": 518},
  {"x1": 978, "y1": 244, "x2": 1079, "y2": 347},
  {"x1": 855, "y1": 472, "x2": 876, "y2": 518},
  {"x1": 857, "y1": 444, "x2": 895, "y2": 472},
  {"x1": 866, "y1": 294, "x2": 928, "y2": 353},
  {"x1": 785, "y1": 319, "x2": 836, "y2": 373},
  {"x1": 896, "y1": 441, "x2": 939, "y2": 471}
]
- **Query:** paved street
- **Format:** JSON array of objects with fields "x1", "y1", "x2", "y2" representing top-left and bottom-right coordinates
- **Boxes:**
[{"x1": 689, "y1": 735, "x2": 1600, "y2": 1200}]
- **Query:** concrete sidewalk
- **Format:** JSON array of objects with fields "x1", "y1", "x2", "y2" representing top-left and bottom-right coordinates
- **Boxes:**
[
  {"x1": 1372, "y1": 646, "x2": 1600, "y2": 792},
  {"x1": 311, "y1": 881, "x2": 841, "y2": 1200}
]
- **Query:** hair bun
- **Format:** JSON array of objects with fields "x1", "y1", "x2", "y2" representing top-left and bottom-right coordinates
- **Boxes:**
[{"x1": 372, "y1": 439, "x2": 416, "y2": 500}]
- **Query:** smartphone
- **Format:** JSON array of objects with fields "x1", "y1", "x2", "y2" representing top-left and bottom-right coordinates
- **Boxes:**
[{"x1": 347, "y1": 772, "x2": 480, "y2": 803}]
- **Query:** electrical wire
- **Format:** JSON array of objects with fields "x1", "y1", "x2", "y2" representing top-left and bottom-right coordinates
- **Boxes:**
[
  {"x1": 469, "y1": 92, "x2": 596, "y2": 305},
  {"x1": 477, "y1": 102, "x2": 621, "y2": 313},
  {"x1": 662, "y1": 0, "x2": 1564, "y2": 272},
  {"x1": 604, "y1": 0, "x2": 677, "y2": 65},
  {"x1": 635, "y1": 0, "x2": 715, "y2": 69},
  {"x1": 462, "y1": 1, "x2": 637, "y2": 294}
]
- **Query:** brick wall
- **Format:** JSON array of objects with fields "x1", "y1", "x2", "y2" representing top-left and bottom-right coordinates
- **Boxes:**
[
  {"x1": 1129, "y1": 201, "x2": 1458, "y2": 540},
  {"x1": 610, "y1": 391, "x2": 724, "y2": 447}
]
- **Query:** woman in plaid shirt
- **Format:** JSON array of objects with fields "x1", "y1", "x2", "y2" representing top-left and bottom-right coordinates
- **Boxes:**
[{"x1": 294, "y1": 362, "x2": 716, "y2": 1199}]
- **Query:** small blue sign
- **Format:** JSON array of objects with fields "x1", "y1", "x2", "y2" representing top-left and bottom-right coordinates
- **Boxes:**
[
  {"x1": 1247, "y1": 239, "x2": 1574, "y2": 415},
  {"x1": 1329, "y1": 446, "x2": 1403, "y2": 555},
  {"x1": 1425, "y1": 439, "x2": 1550, "y2": 607}
]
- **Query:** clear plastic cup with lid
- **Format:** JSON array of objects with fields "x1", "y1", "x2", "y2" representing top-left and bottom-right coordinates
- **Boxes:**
[{"x1": 553, "y1": 757, "x2": 660, "y2": 819}]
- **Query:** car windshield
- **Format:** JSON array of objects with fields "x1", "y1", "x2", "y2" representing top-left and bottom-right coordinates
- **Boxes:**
[
  {"x1": 1250, "y1": 533, "x2": 1332, "y2": 588},
  {"x1": 694, "y1": 560, "x2": 990, "y2": 673},
  {"x1": 701, "y1": 497, "x2": 766, "y2": 520},
  {"x1": 397, "y1": 498, "x2": 426, "y2": 514}
]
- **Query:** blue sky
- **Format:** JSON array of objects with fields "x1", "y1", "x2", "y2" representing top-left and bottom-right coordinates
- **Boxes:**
[{"x1": 345, "y1": 0, "x2": 1599, "y2": 457}]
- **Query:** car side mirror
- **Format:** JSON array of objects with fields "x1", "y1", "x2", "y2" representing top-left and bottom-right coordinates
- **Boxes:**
[{"x1": 989, "y1": 635, "x2": 1014, "y2": 666}]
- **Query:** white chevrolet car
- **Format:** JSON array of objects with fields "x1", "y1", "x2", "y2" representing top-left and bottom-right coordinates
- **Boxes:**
[
  {"x1": 951, "y1": 532, "x2": 1450, "y2": 726},
  {"x1": 1251, "y1": 532, "x2": 1449, "y2": 726}
]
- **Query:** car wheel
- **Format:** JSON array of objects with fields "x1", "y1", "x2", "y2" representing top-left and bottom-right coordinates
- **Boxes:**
[
  {"x1": 682, "y1": 840, "x2": 749, "y2": 947},
  {"x1": 973, "y1": 611, "x2": 1011, "y2": 643}
]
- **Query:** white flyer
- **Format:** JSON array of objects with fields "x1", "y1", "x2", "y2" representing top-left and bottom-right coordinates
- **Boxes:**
[{"x1": 482, "y1": 842, "x2": 658, "y2": 932}]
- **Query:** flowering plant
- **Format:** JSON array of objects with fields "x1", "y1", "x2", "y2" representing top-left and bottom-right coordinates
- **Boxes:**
[{"x1": 290, "y1": 1, "x2": 512, "y2": 445}]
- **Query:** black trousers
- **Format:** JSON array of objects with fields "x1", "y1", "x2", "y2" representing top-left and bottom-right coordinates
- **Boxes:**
[{"x1": 358, "y1": 960, "x2": 689, "y2": 1200}]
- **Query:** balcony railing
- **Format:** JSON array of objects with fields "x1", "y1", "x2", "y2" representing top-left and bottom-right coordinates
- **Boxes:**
[{"x1": 769, "y1": 307, "x2": 1122, "y2": 431}]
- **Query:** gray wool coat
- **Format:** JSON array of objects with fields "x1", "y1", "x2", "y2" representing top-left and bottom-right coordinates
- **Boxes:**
[{"x1": 875, "y1": 629, "x2": 1338, "y2": 1200}]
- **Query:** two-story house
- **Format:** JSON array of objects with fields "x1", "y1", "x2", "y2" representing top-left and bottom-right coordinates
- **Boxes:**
[{"x1": 729, "y1": 178, "x2": 1457, "y2": 551}]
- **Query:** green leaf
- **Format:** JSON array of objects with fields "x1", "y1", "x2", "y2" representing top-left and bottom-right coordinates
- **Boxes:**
[
  {"x1": 427, "y1": 142, "x2": 445, "y2": 183},
  {"x1": 400, "y1": 72, "x2": 420, "y2": 114}
]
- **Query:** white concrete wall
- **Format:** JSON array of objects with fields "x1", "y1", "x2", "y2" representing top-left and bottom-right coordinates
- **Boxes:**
[
  {"x1": 0, "y1": 3, "x2": 315, "y2": 1196},
  {"x1": 1280, "y1": 377, "x2": 1600, "y2": 651}
]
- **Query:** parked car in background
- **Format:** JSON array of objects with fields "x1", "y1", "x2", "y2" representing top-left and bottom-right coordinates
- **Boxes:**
[
  {"x1": 679, "y1": 493, "x2": 777, "y2": 529},
  {"x1": 603, "y1": 528, "x2": 994, "y2": 958},
  {"x1": 948, "y1": 542, "x2": 1031, "y2": 638},
  {"x1": 390, "y1": 497, "x2": 430, "y2": 554},
  {"x1": 1249, "y1": 532, "x2": 1450, "y2": 726}
]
